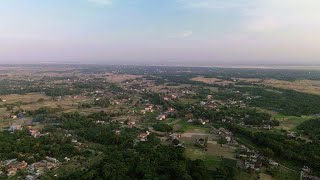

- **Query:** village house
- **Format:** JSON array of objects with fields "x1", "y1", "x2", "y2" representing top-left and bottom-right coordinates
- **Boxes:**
[
  {"x1": 4, "y1": 159, "x2": 28, "y2": 177},
  {"x1": 64, "y1": 157, "x2": 71, "y2": 162},
  {"x1": 287, "y1": 132, "x2": 297, "y2": 138},
  {"x1": 171, "y1": 94, "x2": 178, "y2": 99},
  {"x1": 166, "y1": 107, "x2": 175, "y2": 113},
  {"x1": 137, "y1": 131, "x2": 150, "y2": 142},
  {"x1": 46, "y1": 157, "x2": 59, "y2": 164},
  {"x1": 200, "y1": 101, "x2": 206, "y2": 106},
  {"x1": 28, "y1": 159, "x2": 60, "y2": 177},
  {"x1": 9, "y1": 124, "x2": 23, "y2": 131},
  {"x1": 144, "y1": 105, "x2": 154, "y2": 112},
  {"x1": 127, "y1": 121, "x2": 136, "y2": 126},
  {"x1": 268, "y1": 160, "x2": 279, "y2": 167},
  {"x1": 29, "y1": 129, "x2": 41, "y2": 138},
  {"x1": 140, "y1": 110, "x2": 147, "y2": 114},
  {"x1": 237, "y1": 146, "x2": 265, "y2": 172},
  {"x1": 244, "y1": 160, "x2": 262, "y2": 171},
  {"x1": 300, "y1": 166, "x2": 320, "y2": 180},
  {"x1": 140, "y1": 105, "x2": 155, "y2": 114},
  {"x1": 166, "y1": 133, "x2": 181, "y2": 141},
  {"x1": 95, "y1": 120, "x2": 107, "y2": 124},
  {"x1": 218, "y1": 128, "x2": 233, "y2": 143},
  {"x1": 157, "y1": 114, "x2": 167, "y2": 121}
]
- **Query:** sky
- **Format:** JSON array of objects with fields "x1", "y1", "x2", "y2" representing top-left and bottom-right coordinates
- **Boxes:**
[{"x1": 0, "y1": 0, "x2": 320, "y2": 65}]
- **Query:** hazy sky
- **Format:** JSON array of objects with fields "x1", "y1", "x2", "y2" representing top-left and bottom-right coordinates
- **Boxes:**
[{"x1": 0, "y1": 0, "x2": 320, "y2": 65}]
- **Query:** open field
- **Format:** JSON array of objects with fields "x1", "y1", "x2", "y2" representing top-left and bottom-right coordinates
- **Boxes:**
[
  {"x1": 19, "y1": 97, "x2": 85, "y2": 112},
  {"x1": 105, "y1": 73, "x2": 142, "y2": 83},
  {"x1": 273, "y1": 114, "x2": 314, "y2": 130},
  {"x1": 191, "y1": 76, "x2": 232, "y2": 86},
  {"x1": 181, "y1": 128, "x2": 236, "y2": 167},
  {"x1": 260, "y1": 173, "x2": 275, "y2": 180},
  {"x1": 185, "y1": 148, "x2": 222, "y2": 170},
  {"x1": 167, "y1": 119, "x2": 207, "y2": 132},
  {"x1": 263, "y1": 79, "x2": 320, "y2": 95},
  {"x1": 237, "y1": 78, "x2": 320, "y2": 95},
  {"x1": 216, "y1": 65, "x2": 320, "y2": 71},
  {"x1": 257, "y1": 108, "x2": 315, "y2": 131},
  {"x1": 0, "y1": 93, "x2": 49, "y2": 104},
  {"x1": 0, "y1": 117, "x2": 33, "y2": 129},
  {"x1": 148, "y1": 83, "x2": 191, "y2": 93},
  {"x1": 268, "y1": 166, "x2": 300, "y2": 180}
]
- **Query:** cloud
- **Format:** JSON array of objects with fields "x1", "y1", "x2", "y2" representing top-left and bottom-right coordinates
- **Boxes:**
[
  {"x1": 178, "y1": 0, "x2": 247, "y2": 10},
  {"x1": 171, "y1": 30, "x2": 193, "y2": 38},
  {"x1": 87, "y1": 0, "x2": 112, "y2": 6},
  {"x1": 244, "y1": 0, "x2": 320, "y2": 33},
  {"x1": 179, "y1": 0, "x2": 320, "y2": 33}
]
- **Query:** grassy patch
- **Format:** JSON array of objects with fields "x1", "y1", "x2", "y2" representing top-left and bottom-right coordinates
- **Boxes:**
[
  {"x1": 185, "y1": 148, "x2": 221, "y2": 170},
  {"x1": 265, "y1": 166, "x2": 300, "y2": 180},
  {"x1": 49, "y1": 154, "x2": 105, "y2": 178},
  {"x1": 274, "y1": 114, "x2": 314, "y2": 130},
  {"x1": 168, "y1": 119, "x2": 207, "y2": 132},
  {"x1": 179, "y1": 98, "x2": 200, "y2": 104}
]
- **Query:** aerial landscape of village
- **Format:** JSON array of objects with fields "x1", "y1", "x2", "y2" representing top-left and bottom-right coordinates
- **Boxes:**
[
  {"x1": 2, "y1": 0, "x2": 320, "y2": 179},
  {"x1": 0, "y1": 64, "x2": 319, "y2": 179}
]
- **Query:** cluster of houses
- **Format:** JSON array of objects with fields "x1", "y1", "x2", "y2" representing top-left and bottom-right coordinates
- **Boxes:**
[
  {"x1": 1, "y1": 159, "x2": 28, "y2": 177},
  {"x1": 140, "y1": 105, "x2": 155, "y2": 114},
  {"x1": 217, "y1": 127, "x2": 233, "y2": 143},
  {"x1": 237, "y1": 145, "x2": 279, "y2": 172},
  {"x1": 0, "y1": 157, "x2": 60, "y2": 178},
  {"x1": 6, "y1": 124, "x2": 48, "y2": 138},
  {"x1": 160, "y1": 133, "x2": 181, "y2": 142},
  {"x1": 199, "y1": 94, "x2": 248, "y2": 112},
  {"x1": 8, "y1": 124, "x2": 23, "y2": 131},
  {"x1": 301, "y1": 166, "x2": 320, "y2": 180},
  {"x1": 156, "y1": 107, "x2": 176, "y2": 121},
  {"x1": 71, "y1": 138, "x2": 88, "y2": 150},
  {"x1": 163, "y1": 94, "x2": 178, "y2": 101},
  {"x1": 160, "y1": 133, "x2": 185, "y2": 148},
  {"x1": 212, "y1": 127, "x2": 281, "y2": 172}
]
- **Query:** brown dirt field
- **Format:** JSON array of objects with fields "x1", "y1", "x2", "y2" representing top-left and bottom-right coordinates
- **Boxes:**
[
  {"x1": 236, "y1": 78, "x2": 320, "y2": 95},
  {"x1": 263, "y1": 79, "x2": 320, "y2": 95},
  {"x1": 0, "y1": 93, "x2": 49, "y2": 104},
  {"x1": 105, "y1": 73, "x2": 142, "y2": 83},
  {"x1": 260, "y1": 173, "x2": 275, "y2": 180},
  {"x1": 0, "y1": 108, "x2": 10, "y2": 117},
  {"x1": 19, "y1": 96, "x2": 87, "y2": 112},
  {"x1": 206, "y1": 143, "x2": 236, "y2": 159},
  {"x1": 148, "y1": 84, "x2": 191, "y2": 93},
  {"x1": 148, "y1": 85, "x2": 170, "y2": 93},
  {"x1": 191, "y1": 76, "x2": 232, "y2": 86}
]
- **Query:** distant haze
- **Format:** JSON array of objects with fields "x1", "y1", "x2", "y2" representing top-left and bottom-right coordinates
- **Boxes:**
[{"x1": 0, "y1": 0, "x2": 320, "y2": 65}]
